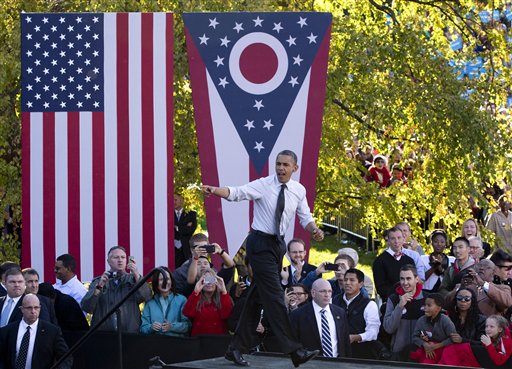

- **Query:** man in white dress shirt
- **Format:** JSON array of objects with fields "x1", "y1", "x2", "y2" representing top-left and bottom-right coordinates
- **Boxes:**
[
  {"x1": 202, "y1": 150, "x2": 324, "y2": 367},
  {"x1": 53, "y1": 254, "x2": 87, "y2": 306}
]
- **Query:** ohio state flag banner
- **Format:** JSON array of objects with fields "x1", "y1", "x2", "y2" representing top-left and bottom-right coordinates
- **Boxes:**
[
  {"x1": 21, "y1": 13, "x2": 174, "y2": 282},
  {"x1": 184, "y1": 12, "x2": 332, "y2": 255}
]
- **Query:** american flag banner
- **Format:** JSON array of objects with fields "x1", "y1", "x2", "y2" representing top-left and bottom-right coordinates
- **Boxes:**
[
  {"x1": 184, "y1": 12, "x2": 332, "y2": 256},
  {"x1": 21, "y1": 12, "x2": 174, "y2": 282}
]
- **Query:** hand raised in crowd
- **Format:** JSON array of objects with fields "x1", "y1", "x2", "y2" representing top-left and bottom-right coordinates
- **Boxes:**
[
  {"x1": 216, "y1": 275, "x2": 227, "y2": 294},
  {"x1": 213, "y1": 243, "x2": 223, "y2": 255},
  {"x1": 98, "y1": 271, "x2": 110, "y2": 288},
  {"x1": 193, "y1": 246, "x2": 208, "y2": 259},
  {"x1": 481, "y1": 334, "x2": 492, "y2": 346},
  {"x1": 235, "y1": 281, "x2": 247, "y2": 298},
  {"x1": 284, "y1": 289, "x2": 297, "y2": 308},
  {"x1": 127, "y1": 256, "x2": 140, "y2": 279},
  {"x1": 194, "y1": 277, "x2": 206, "y2": 294},
  {"x1": 398, "y1": 292, "x2": 413, "y2": 308},
  {"x1": 315, "y1": 262, "x2": 329, "y2": 275}
]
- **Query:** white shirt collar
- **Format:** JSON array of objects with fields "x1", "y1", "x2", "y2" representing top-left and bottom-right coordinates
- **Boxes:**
[
  {"x1": 20, "y1": 318, "x2": 39, "y2": 331},
  {"x1": 312, "y1": 300, "x2": 330, "y2": 315},
  {"x1": 343, "y1": 292, "x2": 361, "y2": 305}
]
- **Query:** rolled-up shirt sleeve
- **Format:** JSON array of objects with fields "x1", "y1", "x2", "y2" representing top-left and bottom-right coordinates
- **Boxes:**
[
  {"x1": 359, "y1": 301, "x2": 380, "y2": 342},
  {"x1": 227, "y1": 180, "x2": 263, "y2": 202},
  {"x1": 296, "y1": 191, "x2": 314, "y2": 229}
]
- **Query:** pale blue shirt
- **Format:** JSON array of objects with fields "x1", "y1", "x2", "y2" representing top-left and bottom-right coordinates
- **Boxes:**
[{"x1": 227, "y1": 174, "x2": 314, "y2": 235}]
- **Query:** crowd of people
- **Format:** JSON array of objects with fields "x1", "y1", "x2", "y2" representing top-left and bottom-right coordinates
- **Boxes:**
[
  {"x1": 0, "y1": 149, "x2": 511, "y2": 368},
  {"x1": 1, "y1": 218, "x2": 512, "y2": 368}
]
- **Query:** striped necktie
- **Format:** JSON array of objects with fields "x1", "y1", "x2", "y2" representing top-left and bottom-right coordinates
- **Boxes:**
[{"x1": 320, "y1": 309, "x2": 333, "y2": 357}]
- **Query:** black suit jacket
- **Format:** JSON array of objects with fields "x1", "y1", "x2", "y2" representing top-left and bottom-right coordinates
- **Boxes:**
[
  {"x1": 174, "y1": 209, "x2": 197, "y2": 259},
  {"x1": 283, "y1": 262, "x2": 317, "y2": 288},
  {"x1": 289, "y1": 302, "x2": 351, "y2": 358},
  {"x1": 0, "y1": 295, "x2": 55, "y2": 325},
  {"x1": 0, "y1": 284, "x2": 6, "y2": 297},
  {"x1": 53, "y1": 290, "x2": 89, "y2": 331},
  {"x1": 0, "y1": 319, "x2": 72, "y2": 369}
]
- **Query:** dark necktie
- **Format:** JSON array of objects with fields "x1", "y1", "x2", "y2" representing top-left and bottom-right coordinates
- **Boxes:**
[
  {"x1": 16, "y1": 326, "x2": 31, "y2": 369},
  {"x1": 320, "y1": 309, "x2": 333, "y2": 357},
  {"x1": 275, "y1": 184, "x2": 286, "y2": 235}
]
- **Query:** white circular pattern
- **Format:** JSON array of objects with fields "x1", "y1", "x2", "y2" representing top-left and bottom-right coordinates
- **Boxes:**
[{"x1": 229, "y1": 32, "x2": 288, "y2": 95}]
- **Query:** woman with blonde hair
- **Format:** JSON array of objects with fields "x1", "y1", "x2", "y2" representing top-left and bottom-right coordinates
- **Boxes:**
[
  {"x1": 183, "y1": 268, "x2": 233, "y2": 336},
  {"x1": 461, "y1": 219, "x2": 491, "y2": 258}
]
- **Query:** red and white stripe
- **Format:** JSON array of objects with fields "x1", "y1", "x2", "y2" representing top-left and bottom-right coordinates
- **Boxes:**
[{"x1": 22, "y1": 13, "x2": 174, "y2": 282}]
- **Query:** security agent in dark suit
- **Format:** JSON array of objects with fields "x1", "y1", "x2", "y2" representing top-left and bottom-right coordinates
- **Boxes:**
[
  {"x1": 280, "y1": 238, "x2": 318, "y2": 289},
  {"x1": 0, "y1": 269, "x2": 55, "y2": 327},
  {"x1": 0, "y1": 294, "x2": 72, "y2": 369},
  {"x1": 174, "y1": 193, "x2": 198, "y2": 267},
  {"x1": 289, "y1": 279, "x2": 351, "y2": 358}
]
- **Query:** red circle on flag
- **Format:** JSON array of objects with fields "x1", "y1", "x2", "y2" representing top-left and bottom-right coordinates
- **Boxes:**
[{"x1": 239, "y1": 43, "x2": 278, "y2": 84}]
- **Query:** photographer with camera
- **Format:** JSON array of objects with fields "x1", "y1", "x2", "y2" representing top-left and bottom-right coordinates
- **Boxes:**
[
  {"x1": 81, "y1": 246, "x2": 151, "y2": 332},
  {"x1": 174, "y1": 233, "x2": 235, "y2": 297},
  {"x1": 183, "y1": 268, "x2": 233, "y2": 336},
  {"x1": 445, "y1": 259, "x2": 512, "y2": 317}
]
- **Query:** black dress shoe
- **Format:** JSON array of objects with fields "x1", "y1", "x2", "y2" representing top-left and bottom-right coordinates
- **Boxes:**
[
  {"x1": 290, "y1": 348, "x2": 320, "y2": 368},
  {"x1": 225, "y1": 347, "x2": 249, "y2": 367}
]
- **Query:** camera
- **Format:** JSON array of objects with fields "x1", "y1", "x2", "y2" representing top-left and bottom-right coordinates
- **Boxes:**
[
  {"x1": 202, "y1": 245, "x2": 216, "y2": 253},
  {"x1": 203, "y1": 276, "x2": 217, "y2": 285},
  {"x1": 107, "y1": 271, "x2": 118, "y2": 279},
  {"x1": 324, "y1": 263, "x2": 339, "y2": 271}
]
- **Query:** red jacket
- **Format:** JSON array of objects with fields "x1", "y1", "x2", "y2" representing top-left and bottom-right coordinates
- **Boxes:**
[
  {"x1": 486, "y1": 331, "x2": 512, "y2": 366},
  {"x1": 183, "y1": 291, "x2": 233, "y2": 336}
]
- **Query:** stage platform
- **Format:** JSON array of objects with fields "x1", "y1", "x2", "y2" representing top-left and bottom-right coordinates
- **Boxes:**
[{"x1": 167, "y1": 353, "x2": 471, "y2": 369}]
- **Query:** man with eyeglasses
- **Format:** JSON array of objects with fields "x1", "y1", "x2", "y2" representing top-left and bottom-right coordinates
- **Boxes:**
[
  {"x1": 0, "y1": 294, "x2": 73, "y2": 369},
  {"x1": 490, "y1": 249, "x2": 512, "y2": 288},
  {"x1": 289, "y1": 278, "x2": 351, "y2": 358},
  {"x1": 446, "y1": 259, "x2": 512, "y2": 317},
  {"x1": 280, "y1": 239, "x2": 318, "y2": 289}
]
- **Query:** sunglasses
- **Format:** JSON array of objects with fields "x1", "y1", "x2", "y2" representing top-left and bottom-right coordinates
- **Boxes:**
[
  {"x1": 456, "y1": 296, "x2": 472, "y2": 302},
  {"x1": 496, "y1": 265, "x2": 512, "y2": 271}
]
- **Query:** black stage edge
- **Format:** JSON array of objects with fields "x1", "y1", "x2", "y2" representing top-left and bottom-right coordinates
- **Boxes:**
[{"x1": 168, "y1": 352, "x2": 483, "y2": 369}]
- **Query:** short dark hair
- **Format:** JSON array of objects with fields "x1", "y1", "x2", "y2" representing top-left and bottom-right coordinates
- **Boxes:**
[
  {"x1": 22, "y1": 268, "x2": 39, "y2": 279},
  {"x1": 0, "y1": 261, "x2": 20, "y2": 279},
  {"x1": 387, "y1": 226, "x2": 403, "y2": 237},
  {"x1": 57, "y1": 254, "x2": 77, "y2": 273},
  {"x1": 490, "y1": 249, "x2": 512, "y2": 265},
  {"x1": 277, "y1": 150, "x2": 298, "y2": 165},
  {"x1": 107, "y1": 246, "x2": 127, "y2": 258},
  {"x1": 400, "y1": 264, "x2": 418, "y2": 277},
  {"x1": 4, "y1": 268, "x2": 23, "y2": 280},
  {"x1": 37, "y1": 282, "x2": 57, "y2": 299},
  {"x1": 426, "y1": 293, "x2": 444, "y2": 307},
  {"x1": 453, "y1": 237, "x2": 469, "y2": 247},
  {"x1": 151, "y1": 267, "x2": 177, "y2": 296},
  {"x1": 287, "y1": 238, "x2": 305, "y2": 252},
  {"x1": 429, "y1": 229, "x2": 448, "y2": 244},
  {"x1": 189, "y1": 233, "x2": 208, "y2": 248},
  {"x1": 344, "y1": 268, "x2": 364, "y2": 283},
  {"x1": 291, "y1": 283, "x2": 309, "y2": 295}
]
